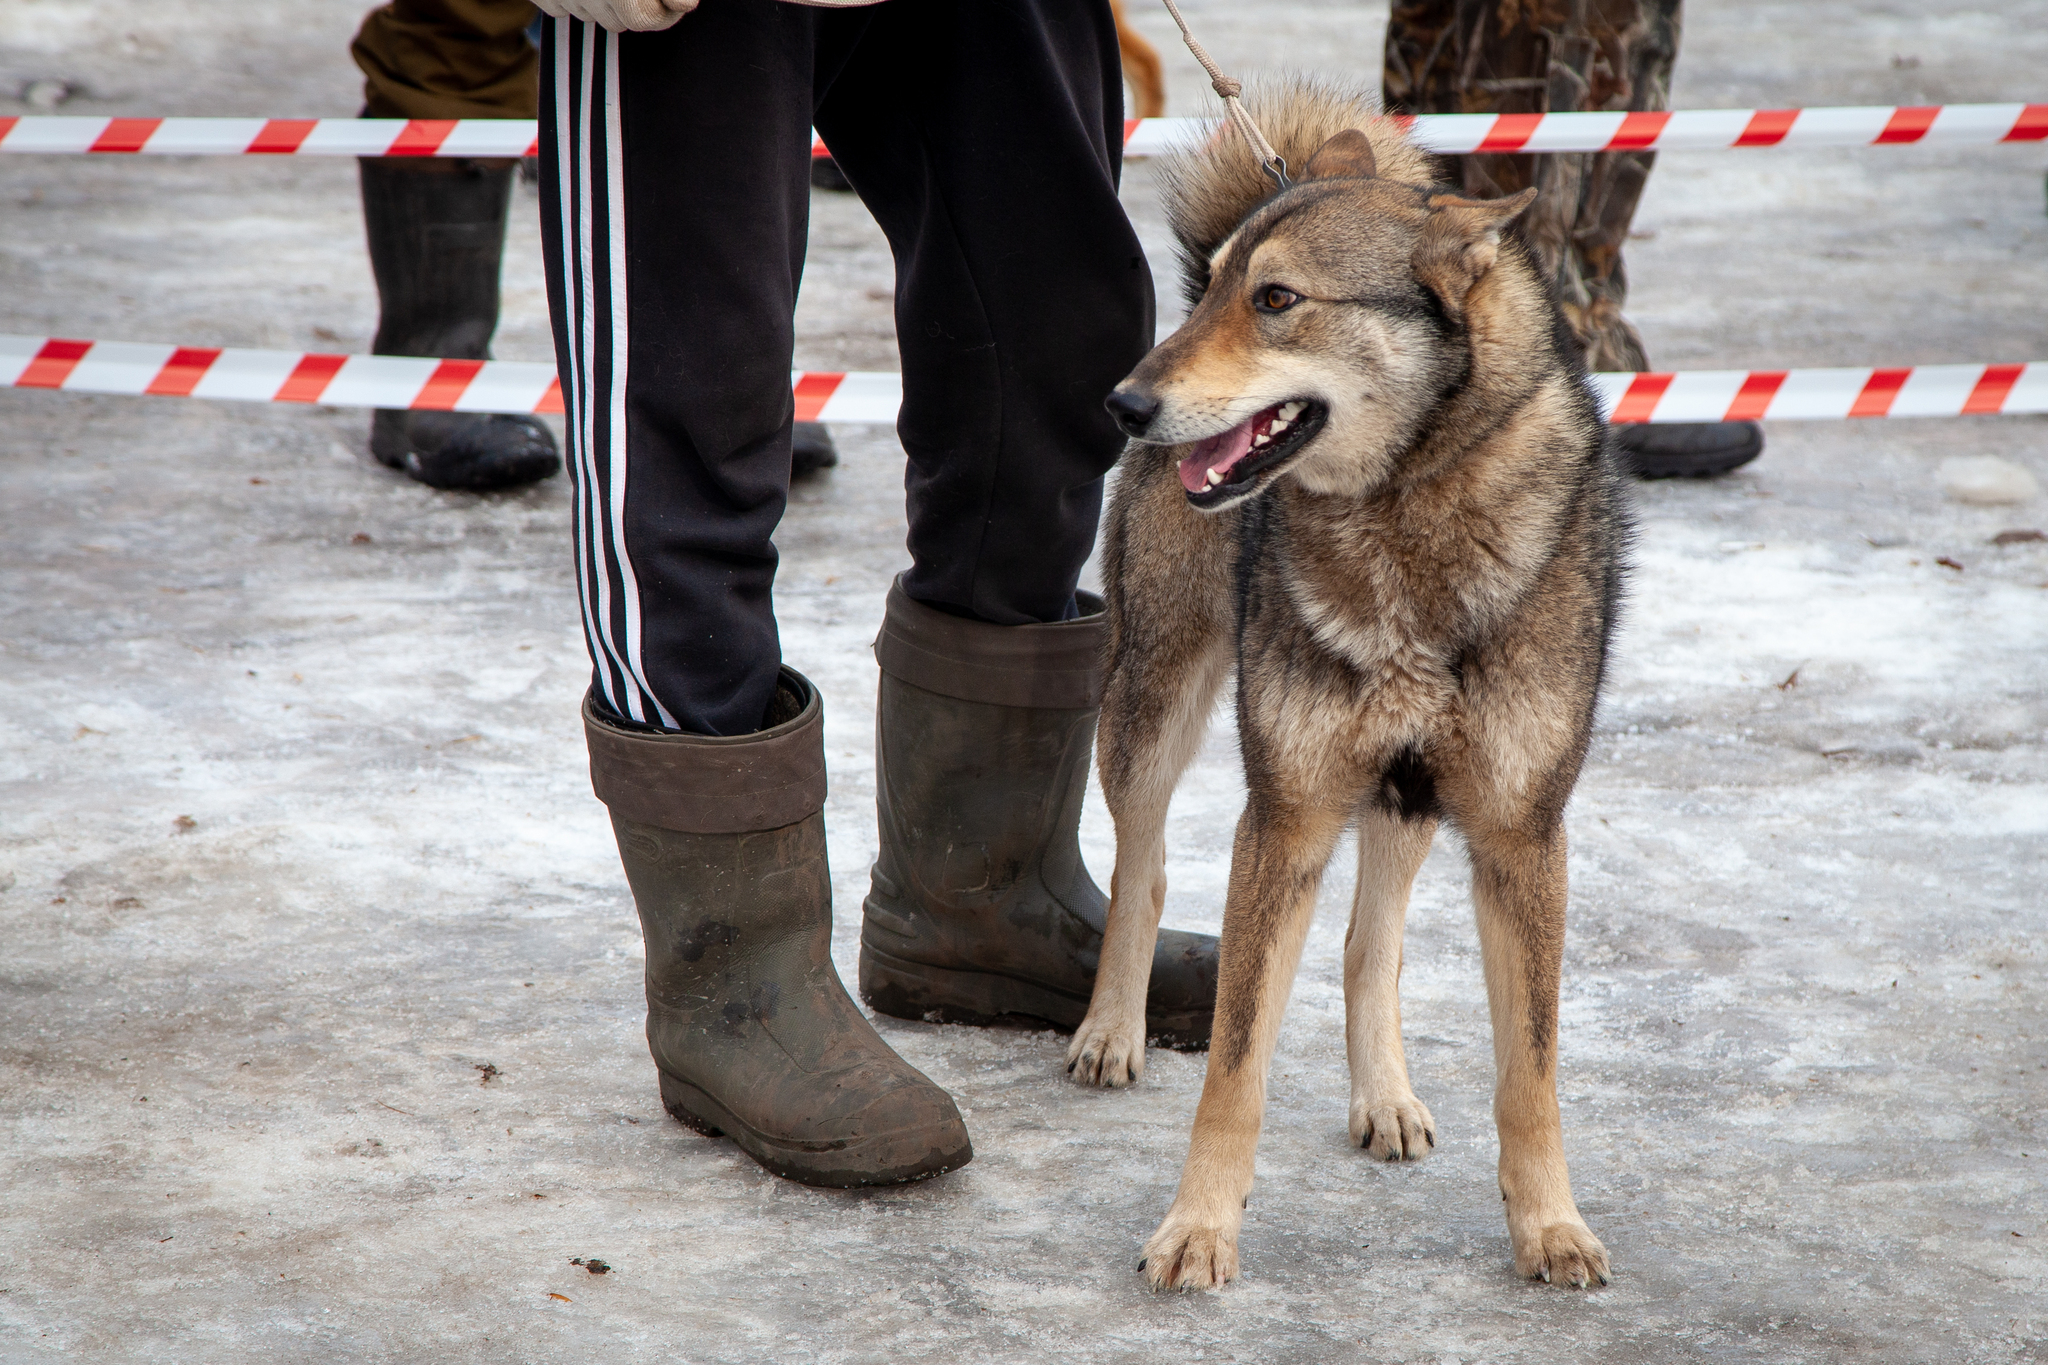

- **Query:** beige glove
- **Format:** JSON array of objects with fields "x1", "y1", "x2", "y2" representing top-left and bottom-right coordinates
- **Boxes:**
[{"x1": 532, "y1": 0, "x2": 697, "y2": 32}]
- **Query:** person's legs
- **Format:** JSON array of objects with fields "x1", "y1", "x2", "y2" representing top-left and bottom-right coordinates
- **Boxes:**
[
  {"x1": 1384, "y1": 0, "x2": 1760, "y2": 478},
  {"x1": 352, "y1": 0, "x2": 562, "y2": 490},
  {"x1": 542, "y1": 4, "x2": 814, "y2": 736},
  {"x1": 537, "y1": 6, "x2": 969, "y2": 1185},
  {"x1": 817, "y1": 0, "x2": 1152, "y2": 626},
  {"x1": 814, "y1": 0, "x2": 1219, "y2": 1045}
]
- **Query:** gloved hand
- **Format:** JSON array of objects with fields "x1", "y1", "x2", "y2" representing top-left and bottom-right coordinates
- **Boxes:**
[{"x1": 532, "y1": 0, "x2": 697, "y2": 32}]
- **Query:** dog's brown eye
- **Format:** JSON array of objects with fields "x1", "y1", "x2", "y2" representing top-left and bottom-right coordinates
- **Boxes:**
[{"x1": 1257, "y1": 287, "x2": 1300, "y2": 313}]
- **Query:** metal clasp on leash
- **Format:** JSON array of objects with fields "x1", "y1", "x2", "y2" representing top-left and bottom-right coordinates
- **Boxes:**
[{"x1": 1159, "y1": 0, "x2": 1292, "y2": 191}]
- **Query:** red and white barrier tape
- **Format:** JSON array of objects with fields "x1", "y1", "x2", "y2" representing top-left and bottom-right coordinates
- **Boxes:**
[
  {"x1": 7, "y1": 336, "x2": 2047, "y2": 425},
  {"x1": 2, "y1": 335, "x2": 567, "y2": 415},
  {"x1": 0, "y1": 334, "x2": 894, "y2": 421},
  {"x1": 3, "y1": 105, "x2": 2045, "y2": 159},
  {"x1": 0, "y1": 117, "x2": 543, "y2": 158},
  {"x1": 1588, "y1": 364, "x2": 2048, "y2": 423}
]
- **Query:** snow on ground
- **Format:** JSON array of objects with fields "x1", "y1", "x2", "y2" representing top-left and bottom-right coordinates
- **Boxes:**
[{"x1": 2, "y1": 1, "x2": 2045, "y2": 1361}]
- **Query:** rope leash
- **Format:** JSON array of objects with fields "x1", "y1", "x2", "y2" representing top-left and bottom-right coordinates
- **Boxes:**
[{"x1": 1157, "y1": 0, "x2": 1291, "y2": 188}]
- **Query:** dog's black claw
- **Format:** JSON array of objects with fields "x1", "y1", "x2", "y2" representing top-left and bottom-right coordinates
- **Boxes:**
[
  {"x1": 1126, "y1": 1065, "x2": 1137, "y2": 1083},
  {"x1": 1136, "y1": 1259, "x2": 1147, "y2": 1272},
  {"x1": 1424, "y1": 1129, "x2": 1435, "y2": 1146}
]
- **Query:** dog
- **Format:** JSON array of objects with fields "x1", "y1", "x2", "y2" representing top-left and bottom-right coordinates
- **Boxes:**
[
  {"x1": 1065, "y1": 81, "x2": 1629, "y2": 1292},
  {"x1": 1107, "y1": 0, "x2": 1166, "y2": 119}
]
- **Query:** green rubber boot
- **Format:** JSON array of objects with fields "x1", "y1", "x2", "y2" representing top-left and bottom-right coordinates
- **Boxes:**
[
  {"x1": 858, "y1": 579, "x2": 1219, "y2": 1048},
  {"x1": 586, "y1": 668, "x2": 972, "y2": 1188}
]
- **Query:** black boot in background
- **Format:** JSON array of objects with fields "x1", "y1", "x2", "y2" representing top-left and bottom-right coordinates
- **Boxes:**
[
  {"x1": 791, "y1": 421, "x2": 838, "y2": 475},
  {"x1": 1612, "y1": 421, "x2": 1764, "y2": 479},
  {"x1": 359, "y1": 156, "x2": 560, "y2": 492}
]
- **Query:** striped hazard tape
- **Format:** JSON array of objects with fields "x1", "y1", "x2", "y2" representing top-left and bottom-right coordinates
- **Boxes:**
[
  {"x1": 1589, "y1": 365, "x2": 2048, "y2": 423},
  {"x1": 3, "y1": 104, "x2": 2045, "y2": 159},
  {"x1": 0, "y1": 334, "x2": 886, "y2": 421},
  {"x1": 7, "y1": 336, "x2": 2047, "y2": 425}
]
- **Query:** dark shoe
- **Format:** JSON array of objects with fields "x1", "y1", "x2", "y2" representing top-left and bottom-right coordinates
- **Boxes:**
[
  {"x1": 359, "y1": 154, "x2": 560, "y2": 491},
  {"x1": 371, "y1": 409, "x2": 560, "y2": 491},
  {"x1": 859, "y1": 579, "x2": 1219, "y2": 1048},
  {"x1": 1611, "y1": 421, "x2": 1763, "y2": 479},
  {"x1": 792, "y1": 421, "x2": 838, "y2": 476},
  {"x1": 585, "y1": 669, "x2": 972, "y2": 1188},
  {"x1": 810, "y1": 153, "x2": 854, "y2": 192}
]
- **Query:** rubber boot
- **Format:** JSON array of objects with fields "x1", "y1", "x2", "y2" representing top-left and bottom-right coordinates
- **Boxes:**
[
  {"x1": 585, "y1": 667, "x2": 972, "y2": 1188},
  {"x1": 1612, "y1": 420, "x2": 1763, "y2": 479},
  {"x1": 792, "y1": 421, "x2": 838, "y2": 475},
  {"x1": 360, "y1": 156, "x2": 560, "y2": 492},
  {"x1": 859, "y1": 578, "x2": 1219, "y2": 1047}
]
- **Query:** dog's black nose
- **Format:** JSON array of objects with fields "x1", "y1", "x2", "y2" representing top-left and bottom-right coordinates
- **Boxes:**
[{"x1": 1105, "y1": 388, "x2": 1159, "y2": 437}]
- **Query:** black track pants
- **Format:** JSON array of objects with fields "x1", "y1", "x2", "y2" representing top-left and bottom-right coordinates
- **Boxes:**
[{"x1": 538, "y1": 0, "x2": 1153, "y2": 736}]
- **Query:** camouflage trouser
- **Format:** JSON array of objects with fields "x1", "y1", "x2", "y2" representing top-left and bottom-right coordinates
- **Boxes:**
[{"x1": 1384, "y1": 0, "x2": 1682, "y2": 371}]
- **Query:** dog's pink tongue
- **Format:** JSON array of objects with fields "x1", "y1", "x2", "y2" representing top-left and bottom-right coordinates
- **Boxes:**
[{"x1": 1178, "y1": 419, "x2": 1256, "y2": 494}]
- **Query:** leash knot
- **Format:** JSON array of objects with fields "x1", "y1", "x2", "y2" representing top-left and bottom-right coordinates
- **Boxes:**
[{"x1": 1159, "y1": 0, "x2": 1289, "y2": 189}]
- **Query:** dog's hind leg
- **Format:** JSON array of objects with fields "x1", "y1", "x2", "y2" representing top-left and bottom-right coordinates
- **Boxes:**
[
  {"x1": 1344, "y1": 808, "x2": 1438, "y2": 1161},
  {"x1": 1467, "y1": 822, "x2": 1610, "y2": 1288},
  {"x1": 1142, "y1": 793, "x2": 1353, "y2": 1290},
  {"x1": 1068, "y1": 629, "x2": 1230, "y2": 1087},
  {"x1": 1068, "y1": 468, "x2": 1234, "y2": 1088}
]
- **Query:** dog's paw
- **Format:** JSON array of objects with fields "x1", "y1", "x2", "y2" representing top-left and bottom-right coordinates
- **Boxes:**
[
  {"x1": 1515, "y1": 1221, "x2": 1611, "y2": 1289},
  {"x1": 1065, "y1": 1010, "x2": 1146, "y2": 1088},
  {"x1": 1348, "y1": 1092, "x2": 1436, "y2": 1162},
  {"x1": 1140, "y1": 1217, "x2": 1239, "y2": 1291}
]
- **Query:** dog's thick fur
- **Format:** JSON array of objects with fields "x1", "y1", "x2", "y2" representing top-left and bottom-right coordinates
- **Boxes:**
[{"x1": 1067, "y1": 80, "x2": 1629, "y2": 1292}]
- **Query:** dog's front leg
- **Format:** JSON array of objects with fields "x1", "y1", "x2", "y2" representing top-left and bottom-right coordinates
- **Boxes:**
[
  {"x1": 1468, "y1": 822, "x2": 1610, "y2": 1288},
  {"x1": 1142, "y1": 798, "x2": 1349, "y2": 1290},
  {"x1": 1345, "y1": 807, "x2": 1438, "y2": 1160}
]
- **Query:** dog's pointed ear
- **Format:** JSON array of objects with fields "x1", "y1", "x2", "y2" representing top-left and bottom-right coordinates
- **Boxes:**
[
  {"x1": 1412, "y1": 187, "x2": 1536, "y2": 321},
  {"x1": 1304, "y1": 129, "x2": 1377, "y2": 181}
]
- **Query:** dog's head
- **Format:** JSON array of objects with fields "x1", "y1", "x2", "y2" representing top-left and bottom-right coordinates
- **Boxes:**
[{"x1": 1106, "y1": 130, "x2": 1536, "y2": 511}]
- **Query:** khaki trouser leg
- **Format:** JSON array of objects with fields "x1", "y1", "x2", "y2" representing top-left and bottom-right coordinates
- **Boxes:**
[{"x1": 352, "y1": 0, "x2": 543, "y2": 121}]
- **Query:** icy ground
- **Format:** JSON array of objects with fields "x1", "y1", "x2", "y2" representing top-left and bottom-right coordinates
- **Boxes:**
[{"x1": 2, "y1": 1, "x2": 2045, "y2": 1361}]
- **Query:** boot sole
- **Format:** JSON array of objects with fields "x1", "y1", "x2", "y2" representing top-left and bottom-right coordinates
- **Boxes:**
[
  {"x1": 859, "y1": 943, "x2": 1212, "y2": 1051},
  {"x1": 655, "y1": 1070, "x2": 971, "y2": 1189}
]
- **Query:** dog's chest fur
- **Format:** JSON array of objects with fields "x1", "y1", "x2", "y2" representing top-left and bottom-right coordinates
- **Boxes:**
[
  {"x1": 1232, "y1": 485, "x2": 1531, "y2": 746},
  {"x1": 1212, "y1": 505, "x2": 1458, "y2": 789}
]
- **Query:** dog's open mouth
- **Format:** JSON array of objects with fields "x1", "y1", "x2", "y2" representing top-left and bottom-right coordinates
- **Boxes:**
[{"x1": 1176, "y1": 399, "x2": 1327, "y2": 505}]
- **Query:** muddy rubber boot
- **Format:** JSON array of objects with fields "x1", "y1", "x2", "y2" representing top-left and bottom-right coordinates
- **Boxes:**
[
  {"x1": 859, "y1": 578, "x2": 1219, "y2": 1047},
  {"x1": 585, "y1": 668, "x2": 972, "y2": 1188},
  {"x1": 360, "y1": 156, "x2": 560, "y2": 492}
]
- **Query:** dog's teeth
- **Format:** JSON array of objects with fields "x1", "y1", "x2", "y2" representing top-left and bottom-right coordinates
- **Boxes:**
[
  {"x1": 1269, "y1": 417, "x2": 1291, "y2": 434},
  {"x1": 1205, "y1": 467, "x2": 1225, "y2": 487},
  {"x1": 1279, "y1": 401, "x2": 1305, "y2": 419},
  {"x1": 1252, "y1": 433, "x2": 1271, "y2": 447}
]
